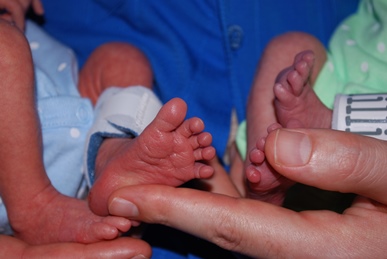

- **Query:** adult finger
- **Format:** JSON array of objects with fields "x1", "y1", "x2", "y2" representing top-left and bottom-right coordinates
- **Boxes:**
[
  {"x1": 264, "y1": 128, "x2": 387, "y2": 204},
  {"x1": 108, "y1": 185, "x2": 386, "y2": 258},
  {"x1": 22, "y1": 237, "x2": 152, "y2": 258}
]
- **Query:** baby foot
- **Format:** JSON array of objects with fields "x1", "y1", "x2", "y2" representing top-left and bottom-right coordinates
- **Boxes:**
[
  {"x1": 89, "y1": 98, "x2": 216, "y2": 215},
  {"x1": 244, "y1": 51, "x2": 332, "y2": 205},
  {"x1": 9, "y1": 186, "x2": 131, "y2": 245},
  {"x1": 245, "y1": 124, "x2": 294, "y2": 205},
  {"x1": 274, "y1": 50, "x2": 331, "y2": 129}
]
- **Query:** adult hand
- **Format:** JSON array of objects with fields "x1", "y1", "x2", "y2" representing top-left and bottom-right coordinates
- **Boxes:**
[
  {"x1": 108, "y1": 128, "x2": 387, "y2": 258},
  {"x1": 1, "y1": 235, "x2": 152, "y2": 258},
  {"x1": 0, "y1": 0, "x2": 44, "y2": 31}
]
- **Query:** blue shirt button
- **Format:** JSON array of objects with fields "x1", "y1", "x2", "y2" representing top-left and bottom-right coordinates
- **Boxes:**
[
  {"x1": 228, "y1": 25, "x2": 244, "y2": 50},
  {"x1": 76, "y1": 103, "x2": 93, "y2": 123}
]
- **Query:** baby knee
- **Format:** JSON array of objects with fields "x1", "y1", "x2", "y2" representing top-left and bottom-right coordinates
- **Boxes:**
[
  {"x1": 82, "y1": 42, "x2": 153, "y2": 90},
  {"x1": 93, "y1": 42, "x2": 149, "y2": 65},
  {"x1": 266, "y1": 32, "x2": 323, "y2": 52}
]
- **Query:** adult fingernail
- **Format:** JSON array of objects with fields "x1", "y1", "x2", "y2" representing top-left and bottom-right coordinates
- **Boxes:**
[
  {"x1": 274, "y1": 129, "x2": 311, "y2": 166},
  {"x1": 109, "y1": 197, "x2": 139, "y2": 217}
]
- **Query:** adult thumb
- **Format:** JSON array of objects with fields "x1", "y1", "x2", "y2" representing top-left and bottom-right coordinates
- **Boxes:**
[{"x1": 264, "y1": 128, "x2": 387, "y2": 204}]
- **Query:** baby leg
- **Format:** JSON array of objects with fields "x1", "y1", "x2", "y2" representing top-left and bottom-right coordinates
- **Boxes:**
[
  {"x1": 241, "y1": 32, "x2": 326, "y2": 205},
  {"x1": 0, "y1": 20, "x2": 132, "y2": 245},
  {"x1": 246, "y1": 51, "x2": 333, "y2": 205},
  {"x1": 89, "y1": 98, "x2": 216, "y2": 215}
]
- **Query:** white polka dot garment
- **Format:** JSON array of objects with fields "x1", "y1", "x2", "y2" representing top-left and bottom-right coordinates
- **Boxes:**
[{"x1": 314, "y1": 0, "x2": 387, "y2": 108}]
